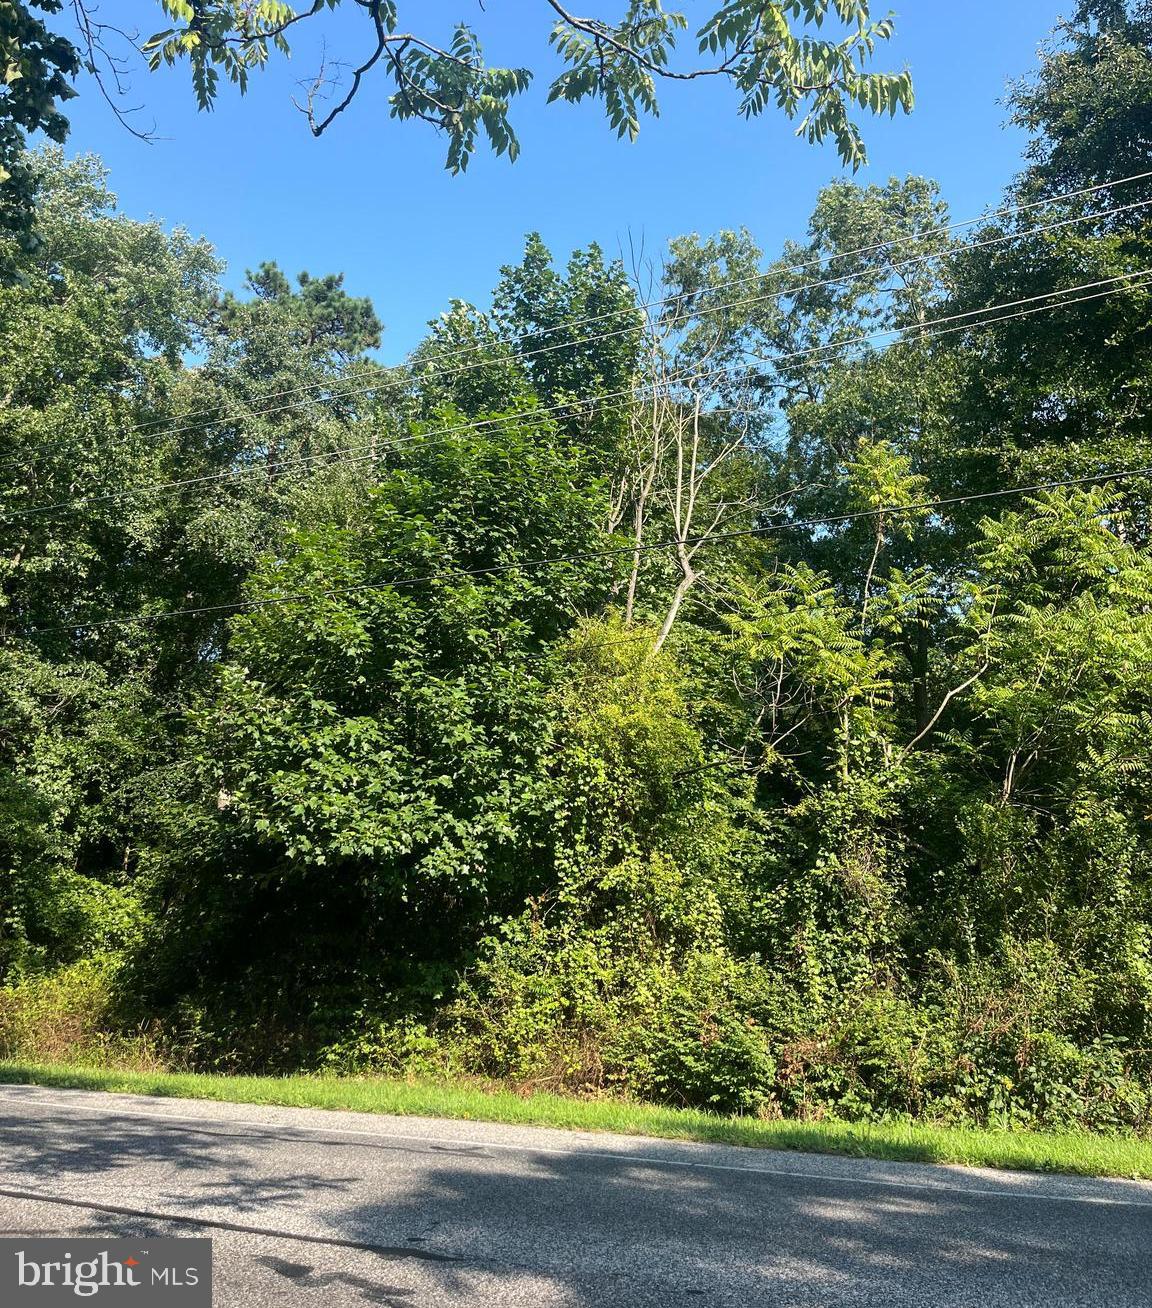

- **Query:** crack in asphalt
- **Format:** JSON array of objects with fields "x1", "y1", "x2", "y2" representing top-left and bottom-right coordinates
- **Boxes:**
[{"x1": 0, "y1": 1186, "x2": 464, "y2": 1265}]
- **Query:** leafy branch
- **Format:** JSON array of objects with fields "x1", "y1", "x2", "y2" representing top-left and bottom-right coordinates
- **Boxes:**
[{"x1": 139, "y1": 0, "x2": 912, "y2": 170}]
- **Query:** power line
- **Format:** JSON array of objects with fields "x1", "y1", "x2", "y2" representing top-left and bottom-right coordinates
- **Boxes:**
[
  {"x1": 112, "y1": 169, "x2": 1152, "y2": 443},
  {"x1": 6, "y1": 181, "x2": 1150, "y2": 472},
  {"x1": 20, "y1": 462, "x2": 1152, "y2": 639},
  {"x1": 161, "y1": 195, "x2": 1145, "y2": 434},
  {"x1": 5, "y1": 268, "x2": 1148, "y2": 524},
  {"x1": 9, "y1": 271, "x2": 1149, "y2": 520}
]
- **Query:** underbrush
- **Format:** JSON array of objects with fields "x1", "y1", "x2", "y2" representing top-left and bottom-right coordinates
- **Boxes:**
[
  {"x1": 0, "y1": 956, "x2": 164, "y2": 1072},
  {"x1": 4, "y1": 943, "x2": 1150, "y2": 1141}
]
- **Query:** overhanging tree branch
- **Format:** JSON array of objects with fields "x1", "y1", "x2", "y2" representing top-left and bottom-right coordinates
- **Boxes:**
[{"x1": 134, "y1": 1, "x2": 912, "y2": 171}]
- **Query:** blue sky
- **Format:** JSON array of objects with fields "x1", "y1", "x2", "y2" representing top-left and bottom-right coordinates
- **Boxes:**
[{"x1": 58, "y1": 2, "x2": 1067, "y2": 361}]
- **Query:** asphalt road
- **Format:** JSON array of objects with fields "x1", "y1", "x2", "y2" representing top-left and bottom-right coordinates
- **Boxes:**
[{"x1": 0, "y1": 1085, "x2": 1149, "y2": 1306}]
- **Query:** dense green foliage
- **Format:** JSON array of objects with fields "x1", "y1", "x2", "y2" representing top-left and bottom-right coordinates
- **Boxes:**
[
  {"x1": 3, "y1": 5, "x2": 1152, "y2": 1134},
  {"x1": 0, "y1": 0, "x2": 77, "y2": 258}
]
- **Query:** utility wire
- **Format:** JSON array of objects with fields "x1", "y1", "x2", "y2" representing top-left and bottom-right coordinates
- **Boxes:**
[
  {"x1": 136, "y1": 195, "x2": 1149, "y2": 440},
  {"x1": 113, "y1": 168, "x2": 1152, "y2": 443},
  {"x1": 5, "y1": 268, "x2": 1149, "y2": 524},
  {"x1": 20, "y1": 461, "x2": 1152, "y2": 639},
  {"x1": 5, "y1": 180, "x2": 1150, "y2": 471}
]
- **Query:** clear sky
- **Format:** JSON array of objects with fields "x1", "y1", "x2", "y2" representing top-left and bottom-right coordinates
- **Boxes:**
[{"x1": 55, "y1": 2, "x2": 1068, "y2": 361}]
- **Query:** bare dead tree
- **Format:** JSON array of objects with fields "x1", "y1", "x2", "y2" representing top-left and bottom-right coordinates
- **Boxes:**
[{"x1": 615, "y1": 292, "x2": 765, "y2": 654}]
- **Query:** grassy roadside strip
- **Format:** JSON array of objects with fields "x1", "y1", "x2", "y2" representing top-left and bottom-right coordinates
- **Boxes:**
[{"x1": 3, "y1": 1060, "x2": 1152, "y2": 1180}]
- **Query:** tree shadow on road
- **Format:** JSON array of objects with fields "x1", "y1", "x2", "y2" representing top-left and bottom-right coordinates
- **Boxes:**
[{"x1": 326, "y1": 1142, "x2": 1152, "y2": 1306}]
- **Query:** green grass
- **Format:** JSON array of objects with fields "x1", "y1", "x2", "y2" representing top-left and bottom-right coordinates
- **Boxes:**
[{"x1": 3, "y1": 1060, "x2": 1152, "y2": 1181}]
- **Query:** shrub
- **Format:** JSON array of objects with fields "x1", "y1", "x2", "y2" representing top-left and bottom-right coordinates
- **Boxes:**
[{"x1": 0, "y1": 955, "x2": 162, "y2": 1070}]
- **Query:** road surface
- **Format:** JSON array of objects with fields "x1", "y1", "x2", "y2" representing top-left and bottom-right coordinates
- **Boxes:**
[{"x1": 0, "y1": 1083, "x2": 1148, "y2": 1306}]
